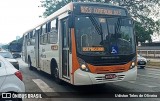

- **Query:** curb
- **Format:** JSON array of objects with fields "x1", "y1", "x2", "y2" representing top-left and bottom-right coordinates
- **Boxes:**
[{"x1": 146, "y1": 65, "x2": 160, "y2": 69}]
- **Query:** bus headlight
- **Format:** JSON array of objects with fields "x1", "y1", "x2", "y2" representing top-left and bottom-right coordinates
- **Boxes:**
[
  {"x1": 130, "y1": 57, "x2": 136, "y2": 69},
  {"x1": 130, "y1": 62, "x2": 135, "y2": 69},
  {"x1": 78, "y1": 58, "x2": 90, "y2": 72},
  {"x1": 131, "y1": 62, "x2": 135, "y2": 66},
  {"x1": 81, "y1": 64, "x2": 87, "y2": 69}
]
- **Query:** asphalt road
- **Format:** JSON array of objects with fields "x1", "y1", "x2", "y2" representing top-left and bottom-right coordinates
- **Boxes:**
[{"x1": 17, "y1": 58, "x2": 160, "y2": 101}]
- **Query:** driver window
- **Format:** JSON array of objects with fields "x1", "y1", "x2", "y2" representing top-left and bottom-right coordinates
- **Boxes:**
[{"x1": 49, "y1": 19, "x2": 58, "y2": 43}]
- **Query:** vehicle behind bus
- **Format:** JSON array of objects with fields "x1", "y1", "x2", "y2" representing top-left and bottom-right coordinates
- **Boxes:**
[{"x1": 9, "y1": 42, "x2": 22, "y2": 58}]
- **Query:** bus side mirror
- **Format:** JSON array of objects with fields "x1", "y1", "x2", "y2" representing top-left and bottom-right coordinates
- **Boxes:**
[
  {"x1": 68, "y1": 14, "x2": 74, "y2": 28},
  {"x1": 0, "y1": 62, "x2": 1, "y2": 67}
]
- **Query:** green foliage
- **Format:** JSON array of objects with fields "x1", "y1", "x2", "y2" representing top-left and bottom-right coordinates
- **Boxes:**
[
  {"x1": 39, "y1": 0, "x2": 160, "y2": 43},
  {"x1": 40, "y1": 0, "x2": 72, "y2": 17},
  {"x1": 9, "y1": 37, "x2": 23, "y2": 52},
  {"x1": 2, "y1": 44, "x2": 9, "y2": 50},
  {"x1": 135, "y1": 21, "x2": 152, "y2": 44},
  {"x1": 10, "y1": 37, "x2": 23, "y2": 44}
]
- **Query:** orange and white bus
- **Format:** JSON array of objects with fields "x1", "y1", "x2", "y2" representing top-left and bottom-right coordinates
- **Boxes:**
[{"x1": 22, "y1": 2, "x2": 137, "y2": 85}]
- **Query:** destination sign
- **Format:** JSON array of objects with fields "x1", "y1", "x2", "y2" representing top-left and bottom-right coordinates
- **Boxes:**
[
  {"x1": 82, "y1": 47, "x2": 104, "y2": 52},
  {"x1": 79, "y1": 6, "x2": 127, "y2": 16}
]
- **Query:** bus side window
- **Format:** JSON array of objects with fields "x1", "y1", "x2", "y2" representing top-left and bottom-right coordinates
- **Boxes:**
[
  {"x1": 30, "y1": 31, "x2": 33, "y2": 45},
  {"x1": 24, "y1": 35, "x2": 27, "y2": 45},
  {"x1": 27, "y1": 33, "x2": 30, "y2": 46},
  {"x1": 30, "y1": 30, "x2": 36, "y2": 45},
  {"x1": 47, "y1": 21, "x2": 51, "y2": 44},
  {"x1": 47, "y1": 22, "x2": 51, "y2": 33},
  {"x1": 48, "y1": 19, "x2": 58, "y2": 44},
  {"x1": 40, "y1": 27, "x2": 43, "y2": 44},
  {"x1": 33, "y1": 30, "x2": 36, "y2": 38},
  {"x1": 41, "y1": 24, "x2": 47, "y2": 44},
  {"x1": 27, "y1": 31, "x2": 35, "y2": 46},
  {"x1": 25, "y1": 34, "x2": 28, "y2": 46}
]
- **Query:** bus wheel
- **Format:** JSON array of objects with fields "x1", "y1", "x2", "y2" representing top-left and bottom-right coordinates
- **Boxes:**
[
  {"x1": 53, "y1": 67, "x2": 62, "y2": 84},
  {"x1": 28, "y1": 57, "x2": 33, "y2": 70}
]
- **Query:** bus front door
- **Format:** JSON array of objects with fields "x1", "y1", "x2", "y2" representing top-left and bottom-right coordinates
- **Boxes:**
[{"x1": 61, "y1": 19, "x2": 70, "y2": 80}]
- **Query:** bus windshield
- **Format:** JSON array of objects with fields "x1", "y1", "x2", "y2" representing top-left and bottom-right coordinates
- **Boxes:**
[{"x1": 75, "y1": 16, "x2": 135, "y2": 56}]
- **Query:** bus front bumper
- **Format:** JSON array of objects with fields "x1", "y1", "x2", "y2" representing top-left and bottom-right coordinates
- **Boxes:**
[{"x1": 74, "y1": 67, "x2": 137, "y2": 85}]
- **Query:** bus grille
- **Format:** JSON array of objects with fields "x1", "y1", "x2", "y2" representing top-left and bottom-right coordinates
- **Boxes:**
[{"x1": 95, "y1": 75, "x2": 125, "y2": 82}]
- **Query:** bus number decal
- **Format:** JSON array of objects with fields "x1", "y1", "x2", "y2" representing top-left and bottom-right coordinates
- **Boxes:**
[{"x1": 51, "y1": 45, "x2": 58, "y2": 50}]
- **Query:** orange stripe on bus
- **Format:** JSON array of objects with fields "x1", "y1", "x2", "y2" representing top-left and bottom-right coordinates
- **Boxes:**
[
  {"x1": 71, "y1": 28, "x2": 80, "y2": 84},
  {"x1": 87, "y1": 62, "x2": 131, "y2": 74}
]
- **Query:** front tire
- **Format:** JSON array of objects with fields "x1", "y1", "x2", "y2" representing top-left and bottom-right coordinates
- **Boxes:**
[
  {"x1": 51, "y1": 62, "x2": 62, "y2": 84},
  {"x1": 53, "y1": 67, "x2": 61, "y2": 83}
]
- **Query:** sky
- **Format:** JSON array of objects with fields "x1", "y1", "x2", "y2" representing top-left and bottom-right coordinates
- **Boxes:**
[
  {"x1": 0, "y1": 0, "x2": 44, "y2": 44},
  {"x1": 0, "y1": 0, "x2": 159, "y2": 44}
]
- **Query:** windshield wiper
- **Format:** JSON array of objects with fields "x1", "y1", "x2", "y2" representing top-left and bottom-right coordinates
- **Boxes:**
[
  {"x1": 89, "y1": 15, "x2": 104, "y2": 44},
  {"x1": 89, "y1": 15, "x2": 102, "y2": 35}
]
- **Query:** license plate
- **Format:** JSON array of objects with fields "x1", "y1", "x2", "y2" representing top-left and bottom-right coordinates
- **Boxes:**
[
  {"x1": 139, "y1": 61, "x2": 144, "y2": 64},
  {"x1": 105, "y1": 74, "x2": 117, "y2": 79}
]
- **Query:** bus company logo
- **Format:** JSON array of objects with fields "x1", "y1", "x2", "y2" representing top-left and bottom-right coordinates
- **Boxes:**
[{"x1": 2, "y1": 93, "x2": 11, "y2": 98}]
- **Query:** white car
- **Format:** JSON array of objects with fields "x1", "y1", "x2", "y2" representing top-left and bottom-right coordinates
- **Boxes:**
[
  {"x1": 0, "y1": 55, "x2": 25, "y2": 100},
  {"x1": 0, "y1": 51, "x2": 19, "y2": 70},
  {"x1": 137, "y1": 54, "x2": 147, "y2": 69}
]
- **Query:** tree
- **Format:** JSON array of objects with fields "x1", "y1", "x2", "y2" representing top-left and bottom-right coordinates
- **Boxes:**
[
  {"x1": 8, "y1": 37, "x2": 23, "y2": 52},
  {"x1": 2, "y1": 44, "x2": 9, "y2": 50},
  {"x1": 39, "y1": 0, "x2": 160, "y2": 43},
  {"x1": 135, "y1": 21, "x2": 152, "y2": 44}
]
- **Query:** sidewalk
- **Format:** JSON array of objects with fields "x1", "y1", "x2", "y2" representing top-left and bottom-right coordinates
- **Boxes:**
[
  {"x1": 146, "y1": 65, "x2": 160, "y2": 69},
  {"x1": 147, "y1": 58, "x2": 160, "y2": 62},
  {"x1": 146, "y1": 58, "x2": 160, "y2": 69}
]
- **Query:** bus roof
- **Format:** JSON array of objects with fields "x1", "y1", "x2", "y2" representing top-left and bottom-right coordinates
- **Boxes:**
[
  {"x1": 23, "y1": 2, "x2": 128, "y2": 35},
  {"x1": 72, "y1": 2, "x2": 127, "y2": 9}
]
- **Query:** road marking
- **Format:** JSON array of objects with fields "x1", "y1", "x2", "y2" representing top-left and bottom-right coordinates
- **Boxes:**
[
  {"x1": 137, "y1": 74, "x2": 160, "y2": 79},
  {"x1": 32, "y1": 79, "x2": 55, "y2": 92},
  {"x1": 32, "y1": 79, "x2": 60, "y2": 97}
]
